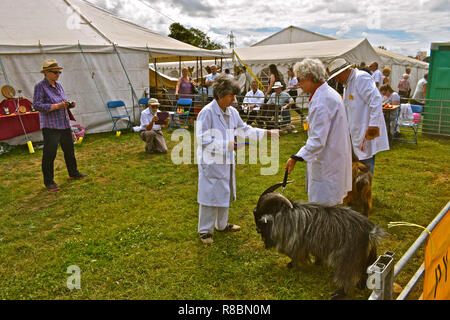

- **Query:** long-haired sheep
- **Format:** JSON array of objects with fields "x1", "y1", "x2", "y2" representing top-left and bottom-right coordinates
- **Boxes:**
[{"x1": 253, "y1": 182, "x2": 386, "y2": 299}]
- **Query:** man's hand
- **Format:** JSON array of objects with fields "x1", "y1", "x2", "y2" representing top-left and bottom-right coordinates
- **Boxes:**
[
  {"x1": 285, "y1": 158, "x2": 297, "y2": 174},
  {"x1": 365, "y1": 126, "x2": 380, "y2": 140}
]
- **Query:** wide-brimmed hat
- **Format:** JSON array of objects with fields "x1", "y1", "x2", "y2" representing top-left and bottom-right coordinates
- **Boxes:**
[
  {"x1": 148, "y1": 98, "x2": 160, "y2": 106},
  {"x1": 272, "y1": 81, "x2": 283, "y2": 89},
  {"x1": 327, "y1": 58, "x2": 352, "y2": 80},
  {"x1": 40, "y1": 59, "x2": 63, "y2": 73}
]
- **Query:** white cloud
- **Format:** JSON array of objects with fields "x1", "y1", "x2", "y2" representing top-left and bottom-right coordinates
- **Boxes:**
[{"x1": 87, "y1": 0, "x2": 450, "y2": 56}]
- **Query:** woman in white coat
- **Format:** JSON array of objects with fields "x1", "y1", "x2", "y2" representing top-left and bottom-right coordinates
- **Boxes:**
[
  {"x1": 196, "y1": 74, "x2": 278, "y2": 244},
  {"x1": 285, "y1": 59, "x2": 352, "y2": 206}
]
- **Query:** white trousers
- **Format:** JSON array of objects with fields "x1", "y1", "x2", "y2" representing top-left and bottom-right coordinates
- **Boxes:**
[{"x1": 198, "y1": 204, "x2": 229, "y2": 234}]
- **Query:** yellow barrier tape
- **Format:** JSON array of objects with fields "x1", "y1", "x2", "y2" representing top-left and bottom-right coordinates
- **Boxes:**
[{"x1": 233, "y1": 50, "x2": 266, "y2": 92}]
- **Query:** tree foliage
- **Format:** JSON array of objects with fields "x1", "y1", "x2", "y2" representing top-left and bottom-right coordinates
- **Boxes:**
[{"x1": 168, "y1": 23, "x2": 224, "y2": 50}]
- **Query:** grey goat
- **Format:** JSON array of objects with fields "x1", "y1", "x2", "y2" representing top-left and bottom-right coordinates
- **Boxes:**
[{"x1": 253, "y1": 182, "x2": 386, "y2": 299}]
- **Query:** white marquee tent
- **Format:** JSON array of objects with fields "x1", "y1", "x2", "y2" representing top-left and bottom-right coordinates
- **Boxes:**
[
  {"x1": 233, "y1": 38, "x2": 382, "y2": 83},
  {"x1": 0, "y1": 0, "x2": 228, "y2": 144},
  {"x1": 250, "y1": 25, "x2": 428, "y2": 93}
]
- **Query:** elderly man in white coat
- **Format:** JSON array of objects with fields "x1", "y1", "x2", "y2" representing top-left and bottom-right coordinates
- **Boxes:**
[
  {"x1": 196, "y1": 74, "x2": 278, "y2": 244},
  {"x1": 285, "y1": 59, "x2": 352, "y2": 206},
  {"x1": 328, "y1": 58, "x2": 389, "y2": 174}
]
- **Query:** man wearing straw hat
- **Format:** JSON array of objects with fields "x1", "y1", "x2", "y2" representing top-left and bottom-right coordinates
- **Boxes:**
[
  {"x1": 327, "y1": 58, "x2": 389, "y2": 174},
  {"x1": 33, "y1": 59, "x2": 87, "y2": 192},
  {"x1": 139, "y1": 98, "x2": 170, "y2": 154}
]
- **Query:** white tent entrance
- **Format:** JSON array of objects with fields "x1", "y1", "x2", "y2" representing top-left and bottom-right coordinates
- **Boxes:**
[{"x1": 0, "y1": 0, "x2": 228, "y2": 145}]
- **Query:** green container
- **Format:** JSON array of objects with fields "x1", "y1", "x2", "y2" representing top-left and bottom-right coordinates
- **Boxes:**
[{"x1": 423, "y1": 42, "x2": 450, "y2": 135}]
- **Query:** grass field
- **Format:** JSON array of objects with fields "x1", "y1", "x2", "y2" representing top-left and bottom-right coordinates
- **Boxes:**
[{"x1": 0, "y1": 127, "x2": 449, "y2": 300}]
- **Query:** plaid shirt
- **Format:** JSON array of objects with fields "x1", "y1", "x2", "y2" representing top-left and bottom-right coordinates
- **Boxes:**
[{"x1": 33, "y1": 78, "x2": 71, "y2": 129}]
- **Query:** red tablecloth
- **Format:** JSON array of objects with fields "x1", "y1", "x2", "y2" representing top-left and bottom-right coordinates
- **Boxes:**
[{"x1": 0, "y1": 98, "x2": 40, "y2": 140}]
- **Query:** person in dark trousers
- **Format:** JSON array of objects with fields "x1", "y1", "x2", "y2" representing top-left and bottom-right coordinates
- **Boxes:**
[{"x1": 33, "y1": 59, "x2": 87, "y2": 191}]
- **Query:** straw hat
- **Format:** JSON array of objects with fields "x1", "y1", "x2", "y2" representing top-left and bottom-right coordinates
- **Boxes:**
[
  {"x1": 327, "y1": 58, "x2": 352, "y2": 80},
  {"x1": 148, "y1": 98, "x2": 160, "y2": 106},
  {"x1": 40, "y1": 59, "x2": 63, "y2": 73},
  {"x1": 272, "y1": 81, "x2": 283, "y2": 89}
]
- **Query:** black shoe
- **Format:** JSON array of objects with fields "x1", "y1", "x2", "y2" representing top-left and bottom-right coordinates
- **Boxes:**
[
  {"x1": 46, "y1": 182, "x2": 60, "y2": 192},
  {"x1": 68, "y1": 172, "x2": 88, "y2": 180}
]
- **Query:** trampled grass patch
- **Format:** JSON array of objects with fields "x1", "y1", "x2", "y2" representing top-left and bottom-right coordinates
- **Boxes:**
[{"x1": 0, "y1": 128, "x2": 448, "y2": 300}]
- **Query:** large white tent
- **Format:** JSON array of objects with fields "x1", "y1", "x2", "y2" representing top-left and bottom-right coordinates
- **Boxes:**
[
  {"x1": 250, "y1": 25, "x2": 428, "y2": 93},
  {"x1": 0, "y1": 0, "x2": 228, "y2": 144},
  {"x1": 375, "y1": 48, "x2": 428, "y2": 94},
  {"x1": 234, "y1": 38, "x2": 382, "y2": 82},
  {"x1": 251, "y1": 25, "x2": 338, "y2": 47}
]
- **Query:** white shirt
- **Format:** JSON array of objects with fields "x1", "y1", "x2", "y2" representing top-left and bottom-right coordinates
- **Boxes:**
[
  {"x1": 242, "y1": 89, "x2": 264, "y2": 111},
  {"x1": 412, "y1": 78, "x2": 427, "y2": 103},
  {"x1": 288, "y1": 77, "x2": 298, "y2": 89},
  {"x1": 296, "y1": 82, "x2": 352, "y2": 206},
  {"x1": 140, "y1": 108, "x2": 161, "y2": 131},
  {"x1": 344, "y1": 69, "x2": 389, "y2": 160},
  {"x1": 206, "y1": 73, "x2": 220, "y2": 97},
  {"x1": 372, "y1": 69, "x2": 383, "y2": 89}
]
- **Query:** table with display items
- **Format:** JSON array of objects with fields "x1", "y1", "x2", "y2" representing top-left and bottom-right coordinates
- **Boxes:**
[{"x1": 0, "y1": 98, "x2": 40, "y2": 140}]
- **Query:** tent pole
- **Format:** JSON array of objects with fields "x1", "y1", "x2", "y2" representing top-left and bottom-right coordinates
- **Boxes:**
[
  {"x1": 200, "y1": 58, "x2": 204, "y2": 107},
  {"x1": 145, "y1": 45, "x2": 173, "y2": 107}
]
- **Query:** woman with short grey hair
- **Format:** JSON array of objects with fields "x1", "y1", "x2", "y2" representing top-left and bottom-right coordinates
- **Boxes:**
[
  {"x1": 286, "y1": 58, "x2": 352, "y2": 206},
  {"x1": 212, "y1": 75, "x2": 241, "y2": 101},
  {"x1": 196, "y1": 74, "x2": 279, "y2": 244},
  {"x1": 293, "y1": 58, "x2": 328, "y2": 84}
]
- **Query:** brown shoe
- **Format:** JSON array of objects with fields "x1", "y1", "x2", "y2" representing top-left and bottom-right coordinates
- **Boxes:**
[
  {"x1": 217, "y1": 223, "x2": 241, "y2": 232},
  {"x1": 199, "y1": 233, "x2": 213, "y2": 244}
]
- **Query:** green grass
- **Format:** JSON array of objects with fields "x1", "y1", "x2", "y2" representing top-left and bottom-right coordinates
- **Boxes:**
[{"x1": 0, "y1": 128, "x2": 449, "y2": 300}]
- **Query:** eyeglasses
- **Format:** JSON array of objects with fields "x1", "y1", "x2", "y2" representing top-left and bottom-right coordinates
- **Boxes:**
[{"x1": 49, "y1": 71, "x2": 62, "y2": 75}]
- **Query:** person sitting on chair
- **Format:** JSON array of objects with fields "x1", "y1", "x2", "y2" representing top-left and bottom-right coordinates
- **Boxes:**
[
  {"x1": 242, "y1": 80, "x2": 264, "y2": 125},
  {"x1": 139, "y1": 98, "x2": 170, "y2": 154},
  {"x1": 267, "y1": 81, "x2": 294, "y2": 127}
]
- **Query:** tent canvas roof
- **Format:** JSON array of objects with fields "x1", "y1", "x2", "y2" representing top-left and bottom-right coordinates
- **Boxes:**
[
  {"x1": 251, "y1": 25, "x2": 338, "y2": 47},
  {"x1": 0, "y1": 0, "x2": 228, "y2": 61},
  {"x1": 234, "y1": 38, "x2": 381, "y2": 65}
]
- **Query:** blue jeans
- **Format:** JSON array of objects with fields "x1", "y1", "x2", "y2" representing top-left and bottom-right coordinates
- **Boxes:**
[{"x1": 360, "y1": 155, "x2": 375, "y2": 175}]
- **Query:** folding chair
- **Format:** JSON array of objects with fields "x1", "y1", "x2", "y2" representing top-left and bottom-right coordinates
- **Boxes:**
[
  {"x1": 169, "y1": 98, "x2": 192, "y2": 131},
  {"x1": 138, "y1": 97, "x2": 150, "y2": 109},
  {"x1": 393, "y1": 104, "x2": 423, "y2": 145},
  {"x1": 106, "y1": 100, "x2": 132, "y2": 132}
]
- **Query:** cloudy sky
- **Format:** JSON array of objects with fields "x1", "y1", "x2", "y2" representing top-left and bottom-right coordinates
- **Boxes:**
[{"x1": 86, "y1": 0, "x2": 450, "y2": 56}]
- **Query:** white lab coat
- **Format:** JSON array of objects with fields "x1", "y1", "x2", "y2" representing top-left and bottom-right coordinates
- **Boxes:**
[
  {"x1": 344, "y1": 69, "x2": 389, "y2": 160},
  {"x1": 295, "y1": 83, "x2": 352, "y2": 206},
  {"x1": 196, "y1": 100, "x2": 266, "y2": 207}
]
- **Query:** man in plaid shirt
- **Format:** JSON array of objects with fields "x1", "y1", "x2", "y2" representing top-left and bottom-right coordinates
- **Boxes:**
[{"x1": 33, "y1": 59, "x2": 87, "y2": 191}]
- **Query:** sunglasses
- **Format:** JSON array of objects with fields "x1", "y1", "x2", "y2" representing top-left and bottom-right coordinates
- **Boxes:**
[{"x1": 49, "y1": 71, "x2": 62, "y2": 75}]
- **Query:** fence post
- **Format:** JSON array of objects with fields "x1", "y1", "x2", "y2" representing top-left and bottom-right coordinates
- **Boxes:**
[{"x1": 367, "y1": 251, "x2": 395, "y2": 300}]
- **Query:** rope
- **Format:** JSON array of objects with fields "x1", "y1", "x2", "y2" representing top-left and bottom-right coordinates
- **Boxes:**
[
  {"x1": 112, "y1": 44, "x2": 139, "y2": 123},
  {"x1": 388, "y1": 221, "x2": 434, "y2": 254},
  {"x1": 0, "y1": 55, "x2": 10, "y2": 85},
  {"x1": 78, "y1": 42, "x2": 108, "y2": 111}
]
